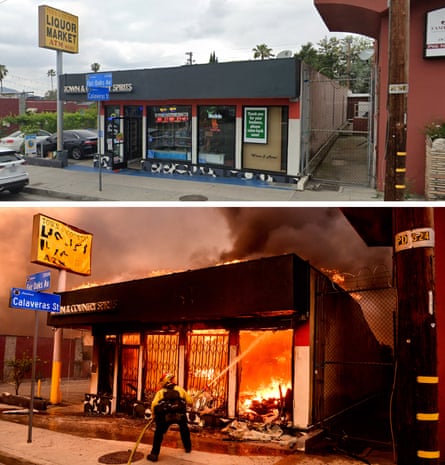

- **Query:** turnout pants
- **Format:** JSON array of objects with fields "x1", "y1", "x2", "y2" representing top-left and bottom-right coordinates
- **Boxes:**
[{"x1": 150, "y1": 415, "x2": 191, "y2": 456}]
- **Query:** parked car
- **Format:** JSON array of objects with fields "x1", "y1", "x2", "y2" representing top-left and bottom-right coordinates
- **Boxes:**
[
  {"x1": 39, "y1": 129, "x2": 98, "y2": 160},
  {"x1": 0, "y1": 129, "x2": 52, "y2": 153},
  {"x1": 0, "y1": 147, "x2": 29, "y2": 193}
]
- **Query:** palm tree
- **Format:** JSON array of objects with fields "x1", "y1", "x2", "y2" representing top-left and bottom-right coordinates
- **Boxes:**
[
  {"x1": 0, "y1": 64, "x2": 8, "y2": 92},
  {"x1": 47, "y1": 69, "x2": 56, "y2": 91},
  {"x1": 252, "y1": 44, "x2": 274, "y2": 60},
  {"x1": 91, "y1": 62, "x2": 101, "y2": 73}
]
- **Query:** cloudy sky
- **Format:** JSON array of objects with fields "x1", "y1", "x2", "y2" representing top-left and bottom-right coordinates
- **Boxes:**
[
  {"x1": 0, "y1": 206, "x2": 391, "y2": 336},
  {"x1": 0, "y1": 0, "x2": 344, "y2": 96}
]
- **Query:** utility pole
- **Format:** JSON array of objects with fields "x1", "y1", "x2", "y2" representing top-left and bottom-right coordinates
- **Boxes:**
[
  {"x1": 384, "y1": 0, "x2": 410, "y2": 201},
  {"x1": 393, "y1": 207, "x2": 439, "y2": 464},
  {"x1": 185, "y1": 51, "x2": 194, "y2": 65}
]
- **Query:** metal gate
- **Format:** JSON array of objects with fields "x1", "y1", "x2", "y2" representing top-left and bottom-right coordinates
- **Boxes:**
[
  {"x1": 187, "y1": 331, "x2": 229, "y2": 411},
  {"x1": 312, "y1": 272, "x2": 395, "y2": 445},
  {"x1": 300, "y1": 65, "x2": 375, "y2": 188}
]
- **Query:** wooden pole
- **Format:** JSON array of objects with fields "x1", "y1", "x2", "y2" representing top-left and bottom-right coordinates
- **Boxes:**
[
  {"x1": 393, "y1": 207, "x2": 439, "y2": 464},
  {"x1": 384, "y1": 0, "x2": 410, "y2": 201}
]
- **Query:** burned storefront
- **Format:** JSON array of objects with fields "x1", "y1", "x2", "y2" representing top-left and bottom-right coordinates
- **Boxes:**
[{"x1": 47, "y1": 254, "x2": 392, "y2": 436}]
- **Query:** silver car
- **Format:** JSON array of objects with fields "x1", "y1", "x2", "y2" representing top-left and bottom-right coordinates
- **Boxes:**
[
  {"x1": 0, "y1": 129, "x2": 52, "y2": 153},
  {"x1": 0, "y1": 148, "x2": 29, "y2": 193}
]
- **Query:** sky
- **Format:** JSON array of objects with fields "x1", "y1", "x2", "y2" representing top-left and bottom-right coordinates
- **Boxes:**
[
  {"x1": 0, "y1": 206, "x2": 391, "y2": 337},
  {"x1": 0, "y1": 0, "x2": 344, "y2": 96}
]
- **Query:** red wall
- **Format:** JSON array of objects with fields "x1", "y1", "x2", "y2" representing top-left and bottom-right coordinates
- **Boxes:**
[
  {"x1": 376, "y1": 1, "x2": 445, "y2": 195},
  {"x1": 435, "y1": 208, "x2": 445, "y2": 457}
]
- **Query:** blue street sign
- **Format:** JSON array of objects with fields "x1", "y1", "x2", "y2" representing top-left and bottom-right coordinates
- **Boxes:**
[
  {"x1": 86, "y1": 72, "x2": 112, "y2": 89},
  {"x1": 87, "y1": 87, "x2": 110, "y2": 101},
  {"x1": 10, "y1": 288, "x2": 61, "y2": 313},
  {"x1": 26, "y1": 270, "x2": 51, "y2": 291}
]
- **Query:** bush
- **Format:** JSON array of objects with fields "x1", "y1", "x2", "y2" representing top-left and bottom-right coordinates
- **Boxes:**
[
  {"x1": 0, "y1": 107, "x2": 97, "y2": 135},
  {"x1": 6, "y1": 353, "x2": 34, "y2": 395},
  {"x1": 425, "y1": 121, "x2": 445, "y2": 140}
]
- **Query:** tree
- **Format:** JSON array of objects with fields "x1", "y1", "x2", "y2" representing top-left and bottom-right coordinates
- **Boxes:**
[
  {"x1": 209, "y1": 51, "x2": 218, "y2": 64},
  {"x1": 252, "y1": 44, "x2": 274, "y2": 60},
  {"x1": 0, "y1": 64, "x2": 8, "y2": 92},
  {"x1": 44, "y1": 89, "x2": 57, "y2": 100},
  {"x1": 90, "y1": 62, "x2": 101, "y2": 73},
  {"x1": 6, "y1": 353, "x2": 33, "y2": 395},
  {"x1": 47, "y1": 69, "x2": 56, "y2": 91},
  {"x1": 296, "y1": 35, "x2": 374, "y2": 93}
]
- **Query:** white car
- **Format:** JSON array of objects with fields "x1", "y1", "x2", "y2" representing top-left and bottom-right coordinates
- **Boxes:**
[
  {"x1": 0, "y1": 147, "x2": 29, "y2": 193},
  {"x1": 0, "y1": 129, "x2": 52, "y2": 153}
]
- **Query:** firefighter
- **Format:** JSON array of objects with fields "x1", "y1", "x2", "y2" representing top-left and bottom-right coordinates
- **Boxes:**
[{"x1": 147, "y1": 373, "x2": 192, "y2": 462}]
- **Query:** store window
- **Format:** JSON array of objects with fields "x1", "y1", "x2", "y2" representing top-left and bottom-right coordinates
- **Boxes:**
[
  {"x1": 242, "y1": 106, "x2": 288, "y2": 172},
  {"x1": 147, "y1": 105, "x2": 192, "y2": 161},
  {"x1": 198, "y1": 106, "x2": 235, "y2": 167}
]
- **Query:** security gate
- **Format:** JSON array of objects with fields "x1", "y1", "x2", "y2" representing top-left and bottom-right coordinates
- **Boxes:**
[{"x1": 300, "y1": 65, "x2": 375, "y2": 188}]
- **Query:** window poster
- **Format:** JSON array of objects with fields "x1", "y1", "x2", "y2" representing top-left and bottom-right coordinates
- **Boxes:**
[{"x1": 244, "y1": 107, "x2": 268, "y2": 144}]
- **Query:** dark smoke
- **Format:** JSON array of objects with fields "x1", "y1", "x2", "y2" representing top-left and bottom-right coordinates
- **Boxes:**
[{"x1": 219, "y1": 207, "x2": 391, "y2": 282}]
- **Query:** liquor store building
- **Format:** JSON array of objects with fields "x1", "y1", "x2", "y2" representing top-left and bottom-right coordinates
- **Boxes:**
[
  {"x1": 60, "y1": 59, "x2": 303, "y2": 182},
  {"x1": 48, "y1": 254, "x2": 392, "y2": 432}
]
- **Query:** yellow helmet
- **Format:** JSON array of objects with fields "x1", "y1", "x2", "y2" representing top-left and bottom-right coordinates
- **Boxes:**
[{"x1": 160, "y1": 373, "x2": 175, "y2": 386}]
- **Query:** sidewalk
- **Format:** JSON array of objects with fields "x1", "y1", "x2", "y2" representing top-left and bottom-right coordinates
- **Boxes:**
[
  {"x1": 22, "y1": 163, "x2": 383, "y2": 202},
  {"x1": 0, "y1": 418, "x2": 394, "y2": 465},
  {"x1": 0, "y1": 380, "x2": 394, "y2": 465}
]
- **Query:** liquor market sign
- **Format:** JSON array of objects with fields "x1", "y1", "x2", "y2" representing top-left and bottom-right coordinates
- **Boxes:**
[{"x1": 38, "y1": 5, "x2": 79, "y2": 54}]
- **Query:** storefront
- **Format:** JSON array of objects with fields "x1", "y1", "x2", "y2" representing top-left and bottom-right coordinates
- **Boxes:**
[
  {"x1": 47, "y1": 254, "x2": 391, "y2": 433},
  {"x1": 61, "y1": 59, "x2": 302, "y2": 182}
]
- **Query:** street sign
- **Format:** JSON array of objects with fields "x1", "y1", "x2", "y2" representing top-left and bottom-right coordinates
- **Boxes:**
[
  {"x1": 86, "y1": 72, "x2": 112, "y2": 89},
  {"x1": 87, "y1": 87, "x2": 110, "y2": 101},
  {"x1": 10, "y1": 288, "x2": 61, "y2": 313},
  {"x1": 26, "y1": 270, "x2": 51, "y2": 291}
]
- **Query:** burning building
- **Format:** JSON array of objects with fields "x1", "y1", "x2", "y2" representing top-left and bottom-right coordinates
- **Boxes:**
[{"x1": 47, "y1": 253, "x2": 392, "y2": 434}]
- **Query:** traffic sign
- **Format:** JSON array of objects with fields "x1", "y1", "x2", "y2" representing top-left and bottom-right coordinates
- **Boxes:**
[
  {"x1": 87, "y1": 87, "x2": 110, "y2": 101},
  {"x1": 10, "y1": 288, "x2": 61, "y2": 313},
  {"x1": 86, "y1": 72, "x2": 112, "y2": 89},
  {"x1": 26, "y1": 270, "x2": 51, "y2": 291}
]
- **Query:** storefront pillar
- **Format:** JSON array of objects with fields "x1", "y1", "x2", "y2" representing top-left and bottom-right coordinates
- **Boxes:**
[
  {"x1": 287, "y1": 118, "x2": 301, "y2": 176},
  {"x1": 228, "y1": 330, "x2": 239, "y2": 418},
  {"x1": 178, "y1": 330, "x2": 187, "y2": 388},
  {"x1": 191, "y1": 114, "x2": 198, "y2": 165},
  {"x1": 293, "y1": 322, "x2": 311, "y2": 428},
  {"x1": 235, "y1": 115, "x2": 243, "y2": 170}
]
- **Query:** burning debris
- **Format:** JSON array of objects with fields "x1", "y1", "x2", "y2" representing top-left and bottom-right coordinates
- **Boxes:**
[{"x1": 221, "y1": 420, "x2": 300, "y2": 447}]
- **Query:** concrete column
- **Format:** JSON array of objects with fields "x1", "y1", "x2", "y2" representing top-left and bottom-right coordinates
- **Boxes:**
[{"x1": 293, "y1": 323, "x2": 311, "y2": 428}]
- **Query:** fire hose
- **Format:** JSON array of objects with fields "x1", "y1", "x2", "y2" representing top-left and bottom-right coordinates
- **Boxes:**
[{"x1": 127, "y1": 417, "x2": 154, "y2": 465}]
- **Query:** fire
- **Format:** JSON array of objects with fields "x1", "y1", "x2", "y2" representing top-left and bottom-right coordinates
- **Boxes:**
[{"x1": 240, "y1": 378, "x2": 291, "y2": 411}]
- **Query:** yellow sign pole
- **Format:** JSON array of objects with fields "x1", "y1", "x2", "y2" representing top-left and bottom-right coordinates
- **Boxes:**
[{"x1": 50, "y1": 269, "x2": 66, "y2": 404}]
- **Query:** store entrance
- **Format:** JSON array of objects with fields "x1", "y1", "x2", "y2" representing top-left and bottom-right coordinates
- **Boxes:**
[{"x1": 124, "y1": 106, "x2": 143, "y2": 169}]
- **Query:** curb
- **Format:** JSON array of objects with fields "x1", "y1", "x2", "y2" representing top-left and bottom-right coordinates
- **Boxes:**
[{"x1": 23, "y1": 186, "x2": 103, "y2": 202}]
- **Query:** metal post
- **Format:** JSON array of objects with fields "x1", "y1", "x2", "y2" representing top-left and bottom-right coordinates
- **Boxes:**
[
  {"x1": 27, "y1": 311, "x2": 39, "y2": 443},
  {"x1": 98, "y1": 101, "x2": 102, "y2": 191},
  {"x1": 56, "y1": 51, "x2": 64, "y2": 153}
]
